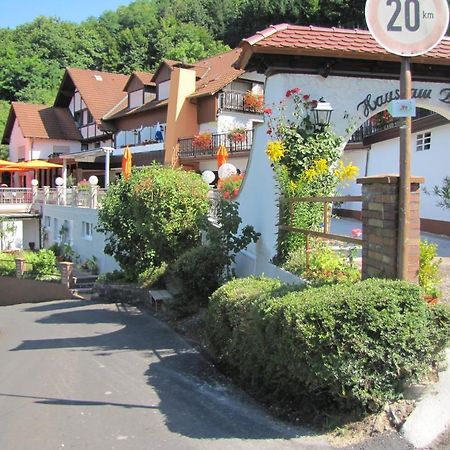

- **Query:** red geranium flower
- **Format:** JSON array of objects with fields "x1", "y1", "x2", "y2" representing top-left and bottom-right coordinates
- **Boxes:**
[
  {"x1": 267, "y1": 128, "x2": 273, "y2": 135},
  {"x1": 311, "y1": 100, "x2": 318, "y2": 108},
  {"x1": 303, "y1": 94, "x2": 310, "y2": 101},
  {"x1": 224, "y1": 191, "x2": 231, "y2": 200},
  {"x1": 233, "y1": 188, "x2": 240, "y2": 197},
  {"x1": 263, "y1": 108, "x2": 272, "y2": 115},
  {"x1": 285, "y1": 89, "x2": 292, "y2": 98},
  {"x1": 291, "y1": 87, "x2": 301, "y2": 94}
]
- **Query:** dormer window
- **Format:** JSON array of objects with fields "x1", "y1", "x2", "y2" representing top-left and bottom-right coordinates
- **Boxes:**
[
  {"x1": 128, "y1": 89, "x2": 144, "y2": 109},
  {"x1": 158, "y1": 80, "x2": 170, "y2": 101}
]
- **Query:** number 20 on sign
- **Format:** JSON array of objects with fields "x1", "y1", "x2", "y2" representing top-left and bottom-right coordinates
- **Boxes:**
[{"x1": 366, "y1": 0, "x2": 449, "y2": 57}]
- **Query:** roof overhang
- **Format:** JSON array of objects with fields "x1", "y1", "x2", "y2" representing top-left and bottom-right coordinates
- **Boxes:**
[{"x1": 60, "y1": 148, "x2": 113, "y2": 163}]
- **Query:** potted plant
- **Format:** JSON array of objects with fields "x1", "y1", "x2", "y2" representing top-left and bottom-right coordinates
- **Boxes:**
[
  {"x1": 192, "y1": 132, "x2": 212, "y2": 149},
  {"x1": 217, "y1": 173, "x2": 244, "y2": 200},
  {"x1": 243, "y1": 91, "x2": 264, "y2": 112},
  {"x1": 227, "y1": 127, "x2": 247, "y2": 143}
]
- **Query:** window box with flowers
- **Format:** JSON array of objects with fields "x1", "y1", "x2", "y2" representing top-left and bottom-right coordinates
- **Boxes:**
[
  {"x1": 227, "y1": 127, "x2": 247, "y2": 144},
  {"x1": 243, "y1": 91, "x2": 264, "y2": 113},
  {"x1": 217, "y1": 173, "x2": 244, "y2": 200},
  {"x1": 192, "y1": 132, "x2": 212, "y2": 149}
]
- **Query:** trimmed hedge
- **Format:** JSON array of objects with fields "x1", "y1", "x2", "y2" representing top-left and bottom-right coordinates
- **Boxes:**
[{"x1": 206, "y1": 277, "x2": 450, "y2": 412}]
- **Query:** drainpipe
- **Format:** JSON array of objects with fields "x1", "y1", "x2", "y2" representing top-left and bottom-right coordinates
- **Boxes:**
[{"x1": 364, "y1": 146, "x2": 371, "y2": 177}]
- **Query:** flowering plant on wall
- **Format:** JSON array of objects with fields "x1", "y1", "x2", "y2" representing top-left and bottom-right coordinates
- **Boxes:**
[
  {"x1": 243, "y1": 91, "x2": 264, "y2": 112},
  {"x1": 193, "y1": 132, "x2": 212, "y2": 149},
  {"x1": 369, "y1": 110, "x2": 394, "y2": 128},
  {"x1": 265, "y1": 88, "x2": 358, "y2": 260},
  {"x1": 77, "y1": 179, "x2": 90, "y2": 191},
  {"x1": 227, "y1": 126, "x2": 247, "y2": 143},
  {"x1": 218, "y1": 173, "x2": 244, "y2": 200}
]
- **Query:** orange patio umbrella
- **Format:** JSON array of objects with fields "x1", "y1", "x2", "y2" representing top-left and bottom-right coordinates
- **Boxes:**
[
  {"x1": 216, "y1": 145, "x2": 228, "y2": 169},
  {"x1": 0, "y1": 159, "x2": 13, "y2": 167},
  {"x1": 122, "y1": 146, "x2": 132, "y2": 180},
  {"x1": 11, "y1": 160, "x2": 63, "y2": 170}
]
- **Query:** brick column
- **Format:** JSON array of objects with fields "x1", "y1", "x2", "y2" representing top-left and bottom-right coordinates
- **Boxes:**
[
  {"x1": 358, "y1": 175, "x2": 423, "y2": 282},
  {"x1": 15, "y1": 258, "x2": 25, "y2": 278},
  {"x1": 59, "y1": 262, "x2": 74, "y2": 289}
]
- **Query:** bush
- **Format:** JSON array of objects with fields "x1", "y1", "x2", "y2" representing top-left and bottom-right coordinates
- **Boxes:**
[
  {"x1": 25, "y1": 249, "x2": 58, "y2": 280},
  {"x1": 169, "y1": 245, "x2": 228, "y2": 307},
  {"x1": 0, "y1": 252, "x2": 15, "y2": 277},
  {"x1": 419, "y1": 240, "x2": 442, "y2": 297},
  {"x1": 97, "y1": 164, "x2": 210, "y2": 281},
  {"x1": 285, "y1": 242, "x2": 360, "y2": 286},
  {"x1": 207, "y1": 277, "x2": 450, "y2": 413}
]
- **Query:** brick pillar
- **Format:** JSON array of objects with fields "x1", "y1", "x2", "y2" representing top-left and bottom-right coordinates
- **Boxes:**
[
  {"x1": 15, "y1": 258, "x2": 25, "y2": 278},
  {"x1": 358, "y1": 175, "x2": 423, "y2": 282},
  {"x1": 59, "y1": 262, "x2": 74, "y2": 288}
]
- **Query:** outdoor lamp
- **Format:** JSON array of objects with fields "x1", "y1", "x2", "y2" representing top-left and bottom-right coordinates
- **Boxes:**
[
  {"x1": 311, "y1": 98, "x2": 333, "y2": 130},
  {"x1": 55, "y1": 177, "x2": 64, "y2": 186},
  {"x1": 89, "y1": 175, "x2": 99, "y2": 186},
  {"x1": 31, "y1": 179, "x2": 39, "y2": 187}
]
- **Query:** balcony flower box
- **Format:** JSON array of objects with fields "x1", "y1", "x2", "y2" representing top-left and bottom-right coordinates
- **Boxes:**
[
  {"x1": 192, "y1": 132, "x2": 212, "y2": 149},
  {"x1": 227, "y1": 127, "x2": 247, "y2": 143},
  {"x1": 243, "y1": 91, "x2": 264, "y2": 112}
]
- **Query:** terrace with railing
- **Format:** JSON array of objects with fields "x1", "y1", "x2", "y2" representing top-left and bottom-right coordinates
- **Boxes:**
[
  {"x1": 0, "y1": 187, "x2": 108, "y2": 212},
  {"x1": 179, "y1": 129, "x2": 254, "y2": 159},
  {"x1": 218, "y1": 91, "x2": 264, "y2": 114}
]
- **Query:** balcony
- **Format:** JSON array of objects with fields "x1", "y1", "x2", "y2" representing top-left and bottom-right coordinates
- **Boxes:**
[
  {"x1": 179, "y1": 129, "x2": 254, "y2": 159},
  {"x1": 218, "y1": 91, "x2": 264, "y2": 114}
]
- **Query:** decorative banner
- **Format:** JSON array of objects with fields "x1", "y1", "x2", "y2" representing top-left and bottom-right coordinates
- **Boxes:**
[
  {"x1": 201, "y1": 170, "x2": 215, "y2": 184},
  {"x1": 216, "y1": 145, "x2": 229, "y2": 169},
  {"x1": 218, "y1": 163, "x2": 237, "y2": 180}
]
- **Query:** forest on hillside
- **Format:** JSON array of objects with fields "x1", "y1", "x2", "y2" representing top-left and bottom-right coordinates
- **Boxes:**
[{"x1": 0, "y1": 0, "x2": 448, "y2": 159}]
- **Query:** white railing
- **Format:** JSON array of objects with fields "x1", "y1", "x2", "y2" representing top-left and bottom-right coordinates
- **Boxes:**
[{"x1": 0, "y1": 187, "x2": 108, "y2": 210}]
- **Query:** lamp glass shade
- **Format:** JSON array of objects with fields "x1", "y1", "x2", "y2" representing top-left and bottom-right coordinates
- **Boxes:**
[
  {"x1": 31, "y1": 179, "x2": 39, "y2": 187},
  {"x1": 312, "y1": 100, "x2": 333, "y2": 127},
  {"x1": 89, "y1": 175, "x2": 99, "y2": 186},
  {"x1": 201, "y1": 170, "x2": 215, "y2": 184},
  {"x1": 55, "y1": 177, "x2": 64, "y2": 186},
  {"x1": 218, "y1": 163, "x2": 237, "y2": 180}
]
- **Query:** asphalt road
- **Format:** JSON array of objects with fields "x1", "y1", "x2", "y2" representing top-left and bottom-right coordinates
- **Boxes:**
[{"x1": 0, "y1": 299, "x2": 333, "y2": 450}]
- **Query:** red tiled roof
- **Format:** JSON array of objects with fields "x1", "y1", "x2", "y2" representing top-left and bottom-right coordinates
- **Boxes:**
[
  {"x1": 190, "y1": 48, "x2": 244, "y2": 98},
  {"x1": 238, "y1": 24, "x2": 450, "y2": 68},
  {"x1": 4, "y1": 102, "x2": 82, "y2": 142},
  {"x1": 65, "y1": 68, "x2": 130, "y2": 123},
  {"x1": 132, "y1": 71, "x2": 155, "y2": 86}
]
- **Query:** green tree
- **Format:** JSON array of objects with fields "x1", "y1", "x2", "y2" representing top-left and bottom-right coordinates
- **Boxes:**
[{"x1": 97, "y1": 164, "x2": 210, "y2": 280}]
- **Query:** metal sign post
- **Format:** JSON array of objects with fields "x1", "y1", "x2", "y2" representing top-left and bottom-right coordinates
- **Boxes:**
[
  {"x1": 365, "y1": 0, "x2": 449, "y2": 280},
  {"x1": 398, "y1": 58, "x2": 412, "y2": 279}
]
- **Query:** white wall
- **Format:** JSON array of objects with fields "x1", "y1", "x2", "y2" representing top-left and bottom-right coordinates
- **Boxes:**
[
  {"x1": 217, "y1": 111, "x2": 263, "y2": 134},
  {"x1": 42, "y1": 204, "x2": 119, "y2": 273},
  {"x1": 9, "y1": 120, "x2": 31, "y2": 162},
  {"x1": 340, "y1": 123, "x2": 450, "y2": 221}
]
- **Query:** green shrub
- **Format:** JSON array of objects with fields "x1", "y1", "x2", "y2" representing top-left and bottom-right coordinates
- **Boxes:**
[
  {"x1": 419, "y1": 240, "x2": 442, "y2": 297},
  {"x1": 0, "y1": 252, "x2": 15, "y2": 277},
  {"x1": 24, "y1": 249, "x2": 58, "y2": 280},
  {"x1": 207, "y1": 277, "x2": 450, "y2": 413},
  {"x1": 285, "y1": 242, "x2": 360, "y2": 286},
  {"x1": 97, "y1": 164, "x2": 210, "y2": 281},
  {"x1": 138, "y1": 263, "x2": 167, "y2": 289},
  {"x1": 169, "y1": 245, "x2": 227, "y2": 307}
]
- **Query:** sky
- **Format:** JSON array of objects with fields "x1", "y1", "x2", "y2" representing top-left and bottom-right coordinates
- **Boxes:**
[{"x1": 0, "y1": 0, "x2": 135, "y2": 28}]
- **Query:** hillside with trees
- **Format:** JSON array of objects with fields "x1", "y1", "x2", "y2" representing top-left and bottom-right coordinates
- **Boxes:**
[{"x1": 0, "y1": 0, "x2": 448, "y2": 159}]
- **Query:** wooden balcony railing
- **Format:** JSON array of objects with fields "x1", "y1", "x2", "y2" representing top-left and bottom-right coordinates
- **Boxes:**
[
  {"x1": 218, "y1": 91, "x2": 263, "y2": 114},
  {"x1": 179, "y1": 129, "x2": 254, "y2": 159}
]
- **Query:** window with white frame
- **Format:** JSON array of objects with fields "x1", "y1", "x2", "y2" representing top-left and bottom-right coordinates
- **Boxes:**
[
  {"x1": 416, "y1": 132, "x2": 431, "y2": 151},
  {"x1": 82, "y1": 221, "x2": 93, "y2": 240}
]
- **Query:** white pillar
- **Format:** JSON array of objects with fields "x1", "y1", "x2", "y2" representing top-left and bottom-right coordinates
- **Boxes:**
[{"x1": 105, "y1": 149, "x2": 110, "y2": 188}]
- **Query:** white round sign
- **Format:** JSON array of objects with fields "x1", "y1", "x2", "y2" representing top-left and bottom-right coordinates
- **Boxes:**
[{"x1": 365, "y1": 0, "x2": 449, "y2": 56}]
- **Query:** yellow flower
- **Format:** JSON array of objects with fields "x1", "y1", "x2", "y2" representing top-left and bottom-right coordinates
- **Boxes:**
[
  {"x1": 288, "y1": 180, "x2": 298, "y2": 193},
  {"x1": 266, "y1": 140, "x2": 286, "y2": 162},
  {"x1": 334, "y1": 161, "x2": 359, "y2": 181},
  {"x1": 301, "y1": 159, "x2": 329, "y2": 182}
]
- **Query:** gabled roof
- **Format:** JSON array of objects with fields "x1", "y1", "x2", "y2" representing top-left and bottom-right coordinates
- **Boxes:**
[
  {"x1": 190, "y1": 48, "x2": 244, "y2": 98},
  {"x1": 237, "y1": 24, "x2": 450, "y2": 69},
  {"x1": 103, "y1": 98, "x2": 168, "y2": 121},
  {"x1": 151, "y1": 59, "x2": 185, "y2": 82},
  {"x1": 54, "y1": 68, "x2": 129, "y2": 124},
  {"x1": 124, "y1": 71, "x2": 155, "y2": 91},
  {"x1": 2, "y1": 102, "x2": 82, "y2": 144}
]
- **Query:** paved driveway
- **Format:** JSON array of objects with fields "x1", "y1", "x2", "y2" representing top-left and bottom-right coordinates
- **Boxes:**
[{"x1": 0, "y1": 299, "x2": 331, "y2": 450}]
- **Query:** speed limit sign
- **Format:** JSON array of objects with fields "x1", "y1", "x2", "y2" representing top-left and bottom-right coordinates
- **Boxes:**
[{"x1": 366, "y1": 0, "x2": 449, "y2": 56}]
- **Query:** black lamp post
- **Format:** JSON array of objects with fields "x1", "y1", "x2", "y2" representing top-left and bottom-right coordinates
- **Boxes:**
[{"x1": 311, "y1": 97, "x2": 333, "y2": 130}]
